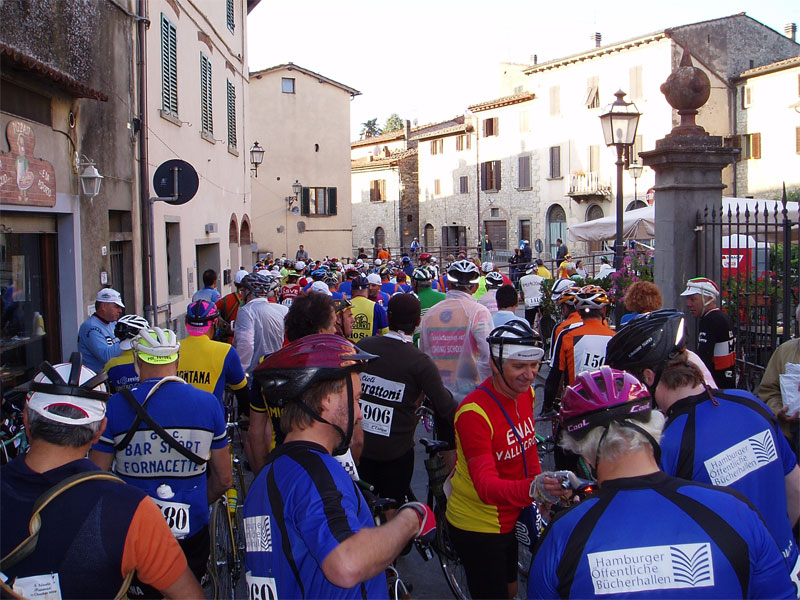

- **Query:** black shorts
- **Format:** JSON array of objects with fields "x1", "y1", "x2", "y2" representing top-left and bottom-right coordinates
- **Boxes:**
[
  {"x1": 357, "y1": 448, "x2": 415, "y2": 507},
  {"x1": 447, "y1": 522, "x2": 518, "y2": 599},
  {"x1": 525, "y1": 306, "x2": 541, "y2": 328}
]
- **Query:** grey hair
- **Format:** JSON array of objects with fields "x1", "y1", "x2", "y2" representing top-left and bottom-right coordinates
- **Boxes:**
[
  {"x1": 560, "y1": 411, "x2": 665, "y2": 466},
  {"x1": 26, "y1": 405, "x2": 103, "y2": 448}
]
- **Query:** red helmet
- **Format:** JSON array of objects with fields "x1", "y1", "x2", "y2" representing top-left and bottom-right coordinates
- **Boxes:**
[
  {"x1": 419, "y1": 252, "x2": 432, "y2": 262},
  {"x1": 560, "y1": 366, "x2": 652, "y2": 439},
  {"x1": 252, "y1": 334, "x2": 376, "y2": 407}
]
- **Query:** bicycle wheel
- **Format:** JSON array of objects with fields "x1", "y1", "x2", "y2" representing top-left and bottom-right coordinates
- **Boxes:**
[
  {"x1": 211, "y1": 498, "x2": 235, "y2": 600},
  {"x1": 434, "y1": 505, "x2": 470, "y2": 599}
]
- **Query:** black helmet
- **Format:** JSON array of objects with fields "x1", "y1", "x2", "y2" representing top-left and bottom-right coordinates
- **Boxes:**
[
  {"x1": 485, "y1": 271, "x2": 504, "y2": 289},
  {"x1": 605, "y1": 309, "x2": 686, "y2": 374},
  {"x1": 351, "y1": 273, "x2": 370, "y2": 290}
]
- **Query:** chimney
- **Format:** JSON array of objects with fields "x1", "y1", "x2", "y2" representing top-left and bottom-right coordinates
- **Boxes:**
[
  {"x1": 592, "y1": 32, "x2": 602, "y2": 48},
  {"x1": 786, "y1": 23, "x2": 797, "y2": 42}
]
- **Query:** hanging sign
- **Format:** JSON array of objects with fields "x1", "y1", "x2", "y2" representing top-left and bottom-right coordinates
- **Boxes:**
[{"x1": 0, "y1": 121, "x2": 56, "y2": 207}]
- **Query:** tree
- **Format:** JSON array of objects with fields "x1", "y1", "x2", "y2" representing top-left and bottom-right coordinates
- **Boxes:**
[
  {"x1": 360, "y1": 118, "x2": 381, "y2": 139},
  {"x1": 383, "y1": 113, "x2": 404, "y2": 133}
]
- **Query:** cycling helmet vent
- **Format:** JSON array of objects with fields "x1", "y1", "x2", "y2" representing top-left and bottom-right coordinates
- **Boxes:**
[
  {"x1": 573, "y1": 285, "x2": 610, "y2": 311},
  {"x1": 240, "y1": 273, "x2": 274, "y2": 297},
  {"x1": 16, "y1": 352, "x2": 109, "y2": 425},
  {"x1": 487, "y1": 319, "x2": 545, "y2": 363},
  {"x1": 185, "y1": 300, "x2": 219, "y2": 335},
  {"x1": 560, "y1": 367, "x2": 651, "y2": 439},
  {"x1": 115, "y1": 315, "x2": 149, "y2": 340},
  {"x1": 447, "y1": 259, "x2": 480, "y2": 285}
]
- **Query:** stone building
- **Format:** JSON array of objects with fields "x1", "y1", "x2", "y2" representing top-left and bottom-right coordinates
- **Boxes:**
[
  {"x1": 1, "y1": 1, "x2": 137, "y2": 380},
  {"x1": 730, "y1": 48, "x2": 800, "y2": 199},
  {"x1": 250, "y1": 63, "x2": 359, "y2": 261}
]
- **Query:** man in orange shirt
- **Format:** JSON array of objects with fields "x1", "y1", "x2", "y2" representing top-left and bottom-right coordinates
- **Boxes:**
[
  {"x1": 376, "y1": 244, "x2": 391, "y2": 262},
  {"x1": 544, "y1": 285, "x2": 615, "y2": 410}
]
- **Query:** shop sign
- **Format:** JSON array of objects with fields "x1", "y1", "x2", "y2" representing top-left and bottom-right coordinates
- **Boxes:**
[{"x1": 0, "y1": 121, "x2": 56, "y2": 207}]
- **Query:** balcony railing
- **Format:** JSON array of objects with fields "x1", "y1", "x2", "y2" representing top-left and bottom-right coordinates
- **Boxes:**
[{"x1": 568, "y1": 172, "x2": 611, "y2": 198}]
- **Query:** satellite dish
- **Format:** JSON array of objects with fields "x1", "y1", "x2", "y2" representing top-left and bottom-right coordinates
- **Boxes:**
[
  {"x1": 297, "y1": 221, "x2": 306, "y2": 233},
  {"x1": 290, "y1": 205, "x2": 300, "y2": 216},
  {"x1": 372, "y1": 145, "x2": 381, "y2": 156}
]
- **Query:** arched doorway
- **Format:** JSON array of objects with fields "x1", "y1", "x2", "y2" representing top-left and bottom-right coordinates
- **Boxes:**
[
  {"x1": 547, "y1": 204, "x2": 566, "y2": 258},
  {"x1": 423, "y1": 223, "x2": 434, "y2": 250},
  {"x1": 585, "y1": 204, "x2": 604, "y2": 253},
  {"x1": 374, "y1": 226, "x2": 385, "y2": 253},
  {"x1": 228, "y1": 214, "x2": 239, "y2": 275},
  {"x1": 626, "y1": 200, "x2": 647, "y2": 211},
  {"x1": 240, "y1": 215, "x2": 252, "y2": 269}
]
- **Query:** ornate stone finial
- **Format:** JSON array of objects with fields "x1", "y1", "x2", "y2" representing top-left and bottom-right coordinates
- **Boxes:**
[{"x1": 660, "y1": 48, "x2": 711, "y2": 136}]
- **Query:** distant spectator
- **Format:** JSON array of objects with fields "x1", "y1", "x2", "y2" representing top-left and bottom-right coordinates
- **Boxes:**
[
  {"x1": 555, "y1": 238, "x2": 568, "y2": 261},
  {"x1": 376, "y1": 244, "x2": 391, "y2": 261},
  {"x1": 295, "y1": 244, "x2": 309, "y2": 261},
  {"x1": 596, "y1": 256, "x2": 615, "y2": 279},
  {"x1": 535, "y1": 258, "x2": 552, "y2": 280},
  {"x1": 192, "y1": 269, "x2": 221, "y2": 304},
  {"x1": 575, "y1": 260, "x2": 587, "y2": 279}
]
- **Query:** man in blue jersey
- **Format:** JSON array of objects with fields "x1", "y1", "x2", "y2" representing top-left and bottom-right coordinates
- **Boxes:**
[
  {"x1": 77, "y1": 288, "x2": 125, "y2": 372},
  {"x1": 244, "y1": 334, "x2": 435, "y2": 599},
  {"x1": 605, "y1": 310, "x2": 800, "y2": 590},
  {"x1": 90, "y1": 327, "x2": 232, "y2": 598},
  {"x1": 529, "y1": 366, "x2": 796, "y2": 599}
]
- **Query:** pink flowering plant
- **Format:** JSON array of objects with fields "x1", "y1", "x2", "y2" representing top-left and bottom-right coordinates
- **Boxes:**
[{"x1": 607, "y1": 249, "x2": 654, "y2": 304}]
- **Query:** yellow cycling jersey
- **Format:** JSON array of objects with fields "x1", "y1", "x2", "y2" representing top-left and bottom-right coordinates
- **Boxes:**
[
  {"x1": 176, "y1": 334, "x2": 247, "y2": 401},
  {"x1": 348, "y1": 296, "x2": 389, "y2": 342}
]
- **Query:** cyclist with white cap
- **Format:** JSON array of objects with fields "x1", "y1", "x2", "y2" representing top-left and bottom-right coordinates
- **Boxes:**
[
  {"x1": 214, "y1": 268, "x2": 249, "y2": 344},
  {"x1": 77, "y1": 287, "x2": 125, "y2": 372},
  {"x1": 445, "y1": 320, "x2": 561, "y2": 599},
  {"x1": 105, "y1": 314, "x2": 149, "y2": 392},
  {"x1": 681, "y1": 277, "x2": 736, "y2": 388},
  {"x1": 90, "y1": 328, "x2": 231, "y2": 598},
  {"x1": 419, "y1": 260, "x2": 493, "y2": 403},
  {"x1": 2, "y1": 353, "x2": 202, "y2": 599}
]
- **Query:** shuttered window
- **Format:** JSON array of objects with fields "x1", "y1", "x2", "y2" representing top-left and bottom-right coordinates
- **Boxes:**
[
  {"x1": 745, "y1": 132, "x2": 761, "y2": 159},
  {"x1": 518, "y1": 155, "x2": 531, "y2": 189},
  {"x1": 629, "y1": 66, "x2": 643, "y2": 99},
  {"x1": 430, "y1": 139, "x2": 443, "y2": 155},
  {"x1": 456, "y1": 134, "x2": 471, "y2": 151},
  {"x1": 550, "y1": 86, "x2": 560, "y2": 117},
  {"x1": 549, "y1": 146, "x2": 561, "y2": 178},
  {"x1": 480, "y1": 161, "x2": 501, "y2": 191},
  {"x1": 796, "y1": 127, "x2": 800, "y2": 154},
  {"x1": 226, "y1": 0, "x2": 235, "y2": 33},
  {"x1": 483, "y1": 118, "x2": 498, "y2": 137},
  {"x1": 459, "y1": 176, "x2": 469, "y2": 194},
  {"x1": 434, "y1": 179, "x2": 441, "y2": 195},
  {"x1": 226, "y1": 80, "x2": 237, "y2": 149},
  {"x1": 200, "y1": 53, "x2": 213, "y2": 135},
  {"x1": 160, "y1": 14, "x2": 178, "y2": 116},
  {"x1": 585, "y1": 76, "x2": 600, "y2": 109},
  {"x1": 370, "y1": 180, "x2": 386, "y2": 202},
  {"x1": 301, "y1": 187, "x2": 337, "y2": 215}
]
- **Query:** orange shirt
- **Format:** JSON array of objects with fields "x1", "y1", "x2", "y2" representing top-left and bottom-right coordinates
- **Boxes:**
[
  {"x1": 377, "y1": 249, "x2": 391, "y2": 261},
  {"x1": 558, "y1": 318, "x2": 615, "y2": 384}
]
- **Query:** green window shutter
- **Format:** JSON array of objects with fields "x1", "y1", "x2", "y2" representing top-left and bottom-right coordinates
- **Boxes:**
[
  {"x1": 226, "y1": 0, "x2": 235, "y2": 33},
  {"x1": 327, "y1": 187, "x2": 337, "y2": 215},
  {"x1": 200, "y1": 54, "x2": 212, "y2": 134},
  {"x1": 160, "y1": 16, "x2": 178, "y2": 115},
  {"x1": 301, "y1": 187, "x2": 310, "y2": 215},
  {"x1": 226, "y1": 80, "x2": 237, "y2": 148}
]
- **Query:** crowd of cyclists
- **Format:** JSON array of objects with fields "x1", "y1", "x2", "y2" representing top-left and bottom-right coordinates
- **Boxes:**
[{"x1": 1, "y1": 244, "x2": 799, "y2": 599}]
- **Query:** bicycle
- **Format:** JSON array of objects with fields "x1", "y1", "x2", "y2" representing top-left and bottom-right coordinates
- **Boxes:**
[
  {"x1": 1, "y1": 390, "x2": 29, "y2": 465},
  {"x1": 208, "y1": 392, "x2": 248, "y2": 600}
]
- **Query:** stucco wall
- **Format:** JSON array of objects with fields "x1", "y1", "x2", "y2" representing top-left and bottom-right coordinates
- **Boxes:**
[{"x1": 250, "y1": 66, "x2": 354, "y2": 261}]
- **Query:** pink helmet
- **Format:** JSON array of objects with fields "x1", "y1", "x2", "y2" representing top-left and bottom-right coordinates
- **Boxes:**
[{"x1": 560, "y1": 367, "x2": 652, "y2": 439}]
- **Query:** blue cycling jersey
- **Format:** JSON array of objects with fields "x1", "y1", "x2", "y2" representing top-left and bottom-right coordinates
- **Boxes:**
[
  {"x1": 338, "y1": 281, "x2": 352, "y2": 299},
  {"x1": 92, "y1": 379, "x2": 227, "y2": 538},
  {"x1": 77, "y1": 314, "x2": 121, "y2": 373},
  {"x1": 529, "y1": 472, "x2": 795, "y2": 599},
  {"x1": 660, "y1": 389, "x2": 799, "y2": 574},
  {"x1": 243, "y1": 441, "x2": 387, "y2": 599}
]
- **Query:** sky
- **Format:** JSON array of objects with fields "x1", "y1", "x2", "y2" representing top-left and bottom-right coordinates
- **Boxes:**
[{"x1": 247, "y1": 1, "x2": 798, "y2": 140}]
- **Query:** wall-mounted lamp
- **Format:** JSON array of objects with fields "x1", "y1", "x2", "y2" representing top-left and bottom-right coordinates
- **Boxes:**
[
  {"x1": 76, "y1": 156, "x2": 104, "y2": 198},
  {"x1": 286, "y1": 180, "x2": 302, "y2": 214},
  {"x1": 249, "y1": 141, "x2": 265, "y2": 177}
]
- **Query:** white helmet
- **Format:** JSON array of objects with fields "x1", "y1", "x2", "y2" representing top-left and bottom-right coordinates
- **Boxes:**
[
  {"x1": 551, "y1": 278, "x2": 578, "y2": 301},
  {"x1": 234, "y1": 269, "x2": 250, "y2": 285},
  {"x1": 19, "y1": 353, "x2": 109, "y2": 425},
  {"x1": 487, "y1": 320, "x2": 545, "y2": 364},
  {"x1": 132, "y1": 327, "x2": 180, "y2": 364},
  {"x1": 485, "y1": 271, "x2": 504, "y2": 288},
  {"x1": 447, "y1": 259, "x2": 480, "y2": 285},
  {"x1": 481, "y1": 261, "x2": 495, "y2": 274},
  {"x1": 680, "y1": 277, "x2": 719, "y2": 299}
]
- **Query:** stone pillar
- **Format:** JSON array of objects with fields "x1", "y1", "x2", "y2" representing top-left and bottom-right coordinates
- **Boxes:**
[{"x1": 640, "y1": 51, "x2": 737, "y2": 338}]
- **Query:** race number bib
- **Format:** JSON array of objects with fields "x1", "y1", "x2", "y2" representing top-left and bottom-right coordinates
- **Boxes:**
[
  {"x1": 247, "y1": 573, "x2": 279, "y2": 600},
  {"x1": 12, "y1": 573, "x2": 61, "y2": 600},
  {"x1": 359, "y1": 400, "x2": 394, "y2": 437},
  {"x1": 152, "y1": 498, "x2": 191, "y2": 537}
]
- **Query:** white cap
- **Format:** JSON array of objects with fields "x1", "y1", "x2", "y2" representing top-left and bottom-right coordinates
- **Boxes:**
[
  {"x1": 680, "y1": 278, "x2": 719, "y2": 298},
  {"x1": 374, "y1": 258, "x2": 382, "y2": 266},
  {"x1": 234, "y1": 269, "x2": 250, "y2": 284},
  {"x1": 295, "y1": 260, "x2": 306, "y2": 270},
  {"x1": 96, "y1": 288, "x2": 124, "y2": 308},
  {"x1": 367, "y1": 273, "x2": 382, "y2": 285},
  {"x1": 310, "y1": 281, "x2": 332, "y2": 295}
]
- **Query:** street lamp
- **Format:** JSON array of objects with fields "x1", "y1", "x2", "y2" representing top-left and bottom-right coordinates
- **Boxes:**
[
  {"x1": 599, "y1": 90, "x2": 641, "y2": 271},
  {"x1": 76, "y1": 156, "x2": 104, "y2": 199},
  {"x1": 629, "y1": 160, "x2": 643, "y2": 204},
  {"x1": 249, "y1": 141, "x2": 265, "y2": 177},
  {"x1": 286, "y1": 180, "x2": 302, "y2": 214}
]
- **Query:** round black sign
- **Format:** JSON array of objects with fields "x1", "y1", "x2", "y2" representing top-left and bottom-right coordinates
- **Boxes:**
[
  {"x1": 534, "y1": 239, "x2": 544, "y2": 253},
  {"x1": 152, "y1": 159, "x2": 199, "y2": 205}
]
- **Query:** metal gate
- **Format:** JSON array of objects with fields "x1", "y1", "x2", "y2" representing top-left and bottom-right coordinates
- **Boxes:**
[{"x1": 695, "y1": 191, "x2": 798, "y2": 390}]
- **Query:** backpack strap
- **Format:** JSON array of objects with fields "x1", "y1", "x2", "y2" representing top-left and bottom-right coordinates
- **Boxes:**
[{"x1": 114, "y1": 387, "x2": 206, "y2": 466}]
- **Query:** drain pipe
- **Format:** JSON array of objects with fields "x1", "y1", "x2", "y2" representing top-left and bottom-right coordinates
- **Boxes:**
[{"x1": 136, "y1": 0, "x2": 154, "y2": 323}]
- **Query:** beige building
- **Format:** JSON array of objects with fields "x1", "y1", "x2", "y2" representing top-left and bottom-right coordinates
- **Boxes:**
[
  {"x1": 731, "y1": 53, "x2": 800, "y2": 198},
  {"x1": 250, "y1": 63, "x2": 359, "y2": 261},
  {"x1": 147, "y1": 0, "x2": 258, "y2": 329}
]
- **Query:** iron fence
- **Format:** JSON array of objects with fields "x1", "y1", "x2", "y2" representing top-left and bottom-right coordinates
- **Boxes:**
[{"x1": 696, "y1": 193, "x2": 798, "y2": 391}]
